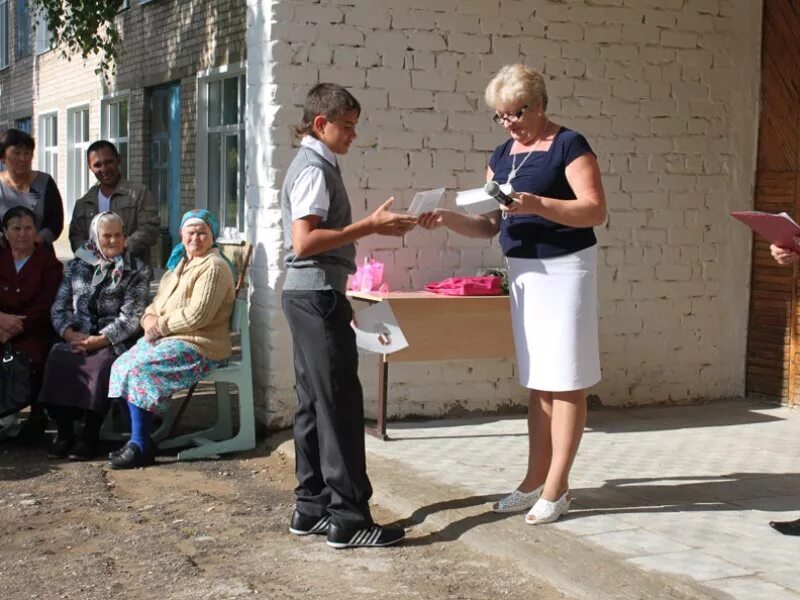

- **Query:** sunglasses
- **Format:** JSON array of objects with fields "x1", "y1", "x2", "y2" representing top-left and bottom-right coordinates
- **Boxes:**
[{"x1": 492, "y1": 105, "x2": 528, "y2": 125}]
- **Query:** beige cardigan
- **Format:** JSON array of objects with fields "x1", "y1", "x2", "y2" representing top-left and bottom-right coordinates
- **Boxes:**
[{"x1": 143, "y1": 250, "x2": 235, "y2": 360}]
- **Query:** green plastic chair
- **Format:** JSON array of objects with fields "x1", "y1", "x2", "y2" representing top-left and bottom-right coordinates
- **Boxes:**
[{"x1": 157, "y1": 297, "x2": 256, "y2": 460}]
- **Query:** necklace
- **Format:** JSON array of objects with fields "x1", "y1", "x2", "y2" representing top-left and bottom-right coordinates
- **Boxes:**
[
  {"x1": 508, "y1": 120, "x2": 551, "y2": 184},
  {"x1": 508, "y1": 151, "x2": 533, "y2": 184}
]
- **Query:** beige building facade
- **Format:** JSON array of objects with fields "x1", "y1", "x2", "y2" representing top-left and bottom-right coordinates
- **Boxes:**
[
  {"x1": 1, "y1": 1, "x2": 780, "y2": 431},
  {"x1": 0, "y1": 0, "x2": 247, "y2": 262}
]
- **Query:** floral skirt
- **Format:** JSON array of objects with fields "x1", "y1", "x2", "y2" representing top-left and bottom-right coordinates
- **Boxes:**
[{"x1": 109, "y1": 337, "x2": 223, "y2": 413}]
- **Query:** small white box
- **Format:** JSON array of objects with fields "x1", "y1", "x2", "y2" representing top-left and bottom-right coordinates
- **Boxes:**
[{"x1": 455, "y1": 183, "x2": 514, "y2": 215}]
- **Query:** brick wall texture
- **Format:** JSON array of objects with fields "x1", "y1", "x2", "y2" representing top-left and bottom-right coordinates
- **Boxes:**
[{"x1": 247, "y1": 0, "x2": 763, "y2": 428}]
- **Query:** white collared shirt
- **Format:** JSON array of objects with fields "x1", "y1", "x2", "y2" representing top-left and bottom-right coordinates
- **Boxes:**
[
  {"x1": 289, "y1": 135, "x2": 339, "y2": 221},
  {"x1": 98, "y1": 189, "x2": 111, "y2": 213}
]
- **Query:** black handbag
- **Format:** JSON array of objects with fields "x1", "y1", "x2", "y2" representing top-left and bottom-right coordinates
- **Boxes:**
[{"x1": 0, "y1": 344, "x2": 33, "y2": 418}]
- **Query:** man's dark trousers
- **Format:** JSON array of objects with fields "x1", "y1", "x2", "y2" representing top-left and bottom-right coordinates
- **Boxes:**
[{"x1": 282, "y1": 289, "x2": 373, "y2": 529}]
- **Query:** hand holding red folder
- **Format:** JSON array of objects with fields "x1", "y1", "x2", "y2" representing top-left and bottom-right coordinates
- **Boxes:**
[{"x1": 731, "y1": 211, "x2": 800, "y2": 250}]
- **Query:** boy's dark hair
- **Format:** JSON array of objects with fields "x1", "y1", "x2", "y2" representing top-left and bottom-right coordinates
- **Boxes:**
[
  {"x1": 2, "y1": 205, "x2": 36, "y2": 230},
  {"x1": 294, "y1": 83, "x2": 361, "y2": 138},
  {"x1": 87, "y1": 140, "x2": 120, "y2": 161},
  {"x1": 0, "y1": 128, "x2": 35, "y2": 159}
]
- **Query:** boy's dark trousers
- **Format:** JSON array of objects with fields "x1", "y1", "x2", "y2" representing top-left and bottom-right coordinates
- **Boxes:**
[{"x1": 282, "y1": 289, "x2": 374, "y2": 529}]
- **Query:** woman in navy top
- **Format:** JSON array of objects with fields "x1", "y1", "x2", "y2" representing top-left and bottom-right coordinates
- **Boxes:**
[{"x1": 420, "y1": 64, "x2": 606, "y2": 526}]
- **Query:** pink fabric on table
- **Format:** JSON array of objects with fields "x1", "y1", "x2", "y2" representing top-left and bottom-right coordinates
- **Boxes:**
[{"x1": 424, "y1": 276, "x2": 503, "y2": 296}]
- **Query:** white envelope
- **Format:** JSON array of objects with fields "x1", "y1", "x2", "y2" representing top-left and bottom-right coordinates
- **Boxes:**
[
  {"x1": 352, "y1": 301, "x2": 409, "y2": 354},
  {"x1": 455, "y1": 183, "x2": 514, "y2": 215},
  {"x1": 407, "y1": 187, "x2": 446, "y2": 216}
]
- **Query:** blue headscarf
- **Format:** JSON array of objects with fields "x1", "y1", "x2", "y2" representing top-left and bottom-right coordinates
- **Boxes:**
[{"x1": 165, "y1": 209, "x2": 235, "y2": 276}]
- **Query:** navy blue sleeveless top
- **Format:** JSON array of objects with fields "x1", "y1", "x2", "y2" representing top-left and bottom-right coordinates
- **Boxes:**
[{"x1": 489, "y1": 127, "x2": 597, "y2": 259}]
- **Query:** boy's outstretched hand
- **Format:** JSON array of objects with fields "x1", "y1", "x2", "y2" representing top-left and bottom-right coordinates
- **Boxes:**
[{"x1": 369, "y1": 197, "x2": 417, "y2": 236}]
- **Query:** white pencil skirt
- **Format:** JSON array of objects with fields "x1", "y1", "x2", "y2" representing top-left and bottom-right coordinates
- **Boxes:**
[{"x1": 507, "y1": 245, "x2": 601, "y2": 392}]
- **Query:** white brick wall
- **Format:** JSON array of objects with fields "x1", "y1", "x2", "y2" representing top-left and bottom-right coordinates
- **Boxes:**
[{"x1": 247, "y1": 0, "x2": 762, "y2": 428}]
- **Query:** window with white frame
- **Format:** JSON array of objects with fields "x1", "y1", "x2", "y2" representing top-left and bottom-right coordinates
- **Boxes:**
[
  {"x1": 15, "y1": 0, "x2": 29, "y2": 59},
  {"x1": 101, "y1": 95, "x2": 129, "y2": 178},
  {"x1": 33, "y1": 7, "x2": 51, "y2": 54},
  {"x1": 197, "y1": 69, "x2": 246, "y2": 236},
  {"x1": 0, "y1": 0, "x2": 9, "y2": 69},
  {"x1": 67, "y1": 106, "x2": 90, "y2": 215},
  {"x1": 38, "y1": 112, "x2": 57, "y2": 177}
]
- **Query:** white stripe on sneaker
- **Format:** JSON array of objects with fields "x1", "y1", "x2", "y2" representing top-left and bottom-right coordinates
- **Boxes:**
[
  {"x1": 310, "y1": 516, "x2": 330, "y2": 533},
  {"x1": 367, "y1": 528, "x2": 381, "y2": 545},
  {"x1": 353, "y1": 529, "x2": 370, "y2": 545}
]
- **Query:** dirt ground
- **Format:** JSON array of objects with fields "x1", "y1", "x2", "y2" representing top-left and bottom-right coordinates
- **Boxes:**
[{"x1": 0, "y1": 435, "x2": 564, "y2": 600}]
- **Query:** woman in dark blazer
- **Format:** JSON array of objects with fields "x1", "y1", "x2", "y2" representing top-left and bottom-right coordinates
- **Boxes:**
[{"x1": 0, "y1": 205, "x2": 63, "y2": 438}]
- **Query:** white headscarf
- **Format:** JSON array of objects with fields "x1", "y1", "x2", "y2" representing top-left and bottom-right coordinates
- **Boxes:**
[{"x1": 73, "y1": 212, "x2": 126, "y2": 290}]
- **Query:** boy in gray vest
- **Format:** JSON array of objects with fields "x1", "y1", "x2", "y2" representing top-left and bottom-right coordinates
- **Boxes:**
[{"x1": 281, "y1": 83, "x2": 416, "y2": 548}]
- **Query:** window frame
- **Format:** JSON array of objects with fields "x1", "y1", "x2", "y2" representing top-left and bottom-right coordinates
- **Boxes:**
[
  {"x1": 101, "y1": 91, "x2": 130, "y2": 178},
  {"x1": 0, "y1": 0, "x2": 9, "y2": 69},
  {"x1": 14, "y1": 116, "x2": 31, "y2": 133},
  {"x1": 33, "y1": 7, "x2": 51, "y2": 55},
  {"x1": 38, "y1": 111, "x2": 58, "y2": 178},
  {"x1": 15, "y1": 0, "x2": 29, "y2": 59},
  {"x1": 195, "y1": 63, "x2": 247, "y2": 240},
  {"x1": 66, "y1": 104, "x2": 91, "y2": 217}
]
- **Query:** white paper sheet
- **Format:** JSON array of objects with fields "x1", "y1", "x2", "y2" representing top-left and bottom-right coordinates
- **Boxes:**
[
  {"x1": 455, "y1": 183, "x2": 514, "y2": 215},
  {"x1": 352, "y1": 301, "x2": 409, "y2": 354},
  {"x1": 407, "y1": 187, "x2": 446, "y2": 216}
]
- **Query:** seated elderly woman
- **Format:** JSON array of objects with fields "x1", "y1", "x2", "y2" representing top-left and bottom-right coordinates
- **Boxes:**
[
  {"x1": 107, "y1": 209, "x2": 235, "y2": 469},
  {"x1": 0, "y1": 206, "x2": 63, "y2": 438},
  {"x1": 40, "y1": 212, "x2": 152, "y2": 460}
]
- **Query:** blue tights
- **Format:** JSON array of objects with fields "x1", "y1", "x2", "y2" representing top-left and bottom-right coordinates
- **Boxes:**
[{"x1": 127, "y1": 402, "x2": 153, "y2": 451}]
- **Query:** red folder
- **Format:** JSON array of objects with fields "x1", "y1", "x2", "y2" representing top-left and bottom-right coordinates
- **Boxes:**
[{"x1": 731, "y1": 211, "x2": 800, "y2": 249}]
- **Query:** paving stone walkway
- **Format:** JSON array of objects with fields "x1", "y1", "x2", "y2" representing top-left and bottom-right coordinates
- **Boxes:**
[{"x1": 364, "y1": 400, "x2": 800, "y2": 599}]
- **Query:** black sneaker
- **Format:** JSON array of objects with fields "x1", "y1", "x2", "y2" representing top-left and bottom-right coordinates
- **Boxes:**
[
  {"x1": 289, "y1": 510, "x2": 331, "y2": 536},
  {"x1": 326, "y1": 523, "x2": 405, "y2": 549}
]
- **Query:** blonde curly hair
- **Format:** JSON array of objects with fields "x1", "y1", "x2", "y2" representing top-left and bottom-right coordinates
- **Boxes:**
[{"x1": 484, "y1": 64, "x2": 548, "y2": 112}]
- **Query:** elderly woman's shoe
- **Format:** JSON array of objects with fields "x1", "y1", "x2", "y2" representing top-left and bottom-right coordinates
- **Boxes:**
[
  {"x1": 68, "y1": 440, "x2": 98, "y2": 461},
  {"x1": 48, "y1": 436, "x2": 74, "y2": 459},
  {"x1": 108, "y1": 441, "x2": 132, "y2": 460},
  {"x1": 107, "y1": 442, "x2": 155, "y2": 470},
  {"x1": 525, "y1": 491, "x2": 571, "y2": 525},
  {"x1": 492, "y1": 484, "x2": 544, "y2": 513}
]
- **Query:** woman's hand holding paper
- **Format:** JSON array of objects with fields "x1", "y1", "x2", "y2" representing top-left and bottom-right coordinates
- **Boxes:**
[
  {"x1": 770, "y1": 239, "x2": 800, "y2": 265},
  {"x1": 418, "y1": 209, "x2": 448, "y2": 230}
]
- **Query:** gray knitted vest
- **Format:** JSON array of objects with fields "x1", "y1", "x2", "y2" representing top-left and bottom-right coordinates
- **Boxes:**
[{"x1": 281, "y1": 146, "x2": 356, "y2": 293}]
